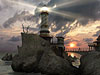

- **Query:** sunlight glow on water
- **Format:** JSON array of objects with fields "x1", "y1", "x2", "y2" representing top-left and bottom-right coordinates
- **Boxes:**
[{"x1": 68, "y1": 52, "x2": 82, "y2": 58}]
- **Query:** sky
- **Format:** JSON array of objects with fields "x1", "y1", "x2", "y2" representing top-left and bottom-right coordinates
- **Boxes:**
[{"x1": 0, "y1": 0, "x2": 100, "y2": 51}]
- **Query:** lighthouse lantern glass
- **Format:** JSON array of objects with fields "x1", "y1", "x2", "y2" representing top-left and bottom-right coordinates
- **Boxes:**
[{"x1": 41, "y1": 6, "x2": 49, "y2": 12}]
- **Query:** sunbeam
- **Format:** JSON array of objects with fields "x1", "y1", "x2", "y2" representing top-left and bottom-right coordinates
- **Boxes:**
[
  {"x1": 55, "y1": 0, "x2": 80, "y2": 8},
  {"x1": 51, "y1": 10, "x2": 84, "y2": 19},
  {"x1": 55, "y1": 0, "x2": 96, "y2": 9},
  {"x1": 8, "y1": 0, "x2": 36, "y2": 8}
]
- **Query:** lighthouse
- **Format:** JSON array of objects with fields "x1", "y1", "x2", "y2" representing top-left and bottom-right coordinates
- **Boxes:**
[{"x1": 39, "y1": 5, "x2": 52, "y2": 42}]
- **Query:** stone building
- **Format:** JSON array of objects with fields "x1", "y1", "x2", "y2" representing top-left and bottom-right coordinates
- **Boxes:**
[{"x1": 17, "y1": 5, "x2": 65, "y2": 58}]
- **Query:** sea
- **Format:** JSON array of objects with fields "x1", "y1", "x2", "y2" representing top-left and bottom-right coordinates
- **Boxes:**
[{"x1": 0, "y1": 52, "x2": 41, "y2": 75}]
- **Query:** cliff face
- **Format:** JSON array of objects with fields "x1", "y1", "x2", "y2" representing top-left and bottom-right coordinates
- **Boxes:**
[{"x1": 18, "y1": 33, "x2": 51, "y2": 57}]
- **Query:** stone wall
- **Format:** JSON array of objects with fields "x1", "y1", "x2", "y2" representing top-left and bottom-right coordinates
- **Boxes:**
[{"x1": 18, "y1": 33, "x2": 51, "y2": 57}]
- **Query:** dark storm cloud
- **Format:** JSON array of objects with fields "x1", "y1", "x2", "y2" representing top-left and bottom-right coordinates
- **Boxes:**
[
  {"x1": 3, "y1": 11, "x2": 38, "y2": 28},
  {"x1": 2, "y1": 0, "x2": 100, "y2": 36},
  {"x1": 64, "y1": 1, "x2": 99, "y2": 20},
  {"x1": 83, "y1": 38, "x2": 93, "y2": 43},
  {"x1": 49, "y1": 15, "x2": 74, "y2": 32},
  {"x1": 8, "y1": 36, "x2": 21, "y2": 42},
  {"x1": 47, "y1": 0, "x2": 100, "y2": 27},
  {"x1": 93, "y1": 30, "x2": 100, "y2": 37},
  {"x1": 48, "y1": 0, "x2": 99, "y2": 19}
]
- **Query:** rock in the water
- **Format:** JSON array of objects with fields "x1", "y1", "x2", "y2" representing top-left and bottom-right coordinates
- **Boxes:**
[
  {"x1": 80, "y1": 51, "x2": 100, "y2": 75},
  {"x1": 38, "y1": 50, "x2": 79, "y2": 75},
  {"x1": 2, "y1": 53, "x2": 12, "y2": 61}
]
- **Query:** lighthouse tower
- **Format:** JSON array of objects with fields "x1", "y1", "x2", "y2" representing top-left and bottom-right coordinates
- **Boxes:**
[{"x1": 39, "y1": 5, "x2": 52, "y2": 42}]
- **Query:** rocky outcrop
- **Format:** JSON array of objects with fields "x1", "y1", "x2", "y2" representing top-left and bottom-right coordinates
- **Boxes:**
[
  {"x1": 12, "y1": 49, "x2": 79, "y2": 75},
  {"x1": 79, "y1": 51, "x2": 100, "y2": 75},
  {"x1": 11, "y1": 55, "x2": 24, "y2": 72},
  {"x1": 38, "y1": 50, "x2": 79, "y2": 75},
  {"x1": 12, "y1": 55, "x2": 39, "y2": 73},
  {"x1": 2, "y1": 53, "x2": 12, "y2": 61},
  {"x1": 11, "y1": 50, "x2": 43, "y2": 73}
]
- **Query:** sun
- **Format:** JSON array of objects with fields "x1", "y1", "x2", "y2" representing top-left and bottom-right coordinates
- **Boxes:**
[{"x1": 70, "y1": 43, "x2": 76, "y2": 48}]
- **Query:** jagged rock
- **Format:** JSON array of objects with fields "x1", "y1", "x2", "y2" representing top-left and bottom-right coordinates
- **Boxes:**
[
  {"x1": 2, "y1": 53, "x2": 12, "y2": 61},
  {"x1": 11, "y1": 55, "x2": 24, "y2": 72},
  {"x1": 38, "y1": 50, "x2": 79, "y2": 75},
  {"x1": 79, "y1": 51, "x2": 100, "y2": 75},
  {"x1": 12, "y1": 50, "x2": 79, "y2": 75},
  {"x1": 22, "y1": 56, "x2": 38, "y2": 73},
  {"x1": 11, "y1": 55, "x2": 39, "y2": 73},
  {"x1": 11, "y1": 50, "x2": 44, "y2": 73}
]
